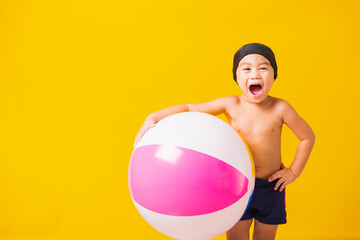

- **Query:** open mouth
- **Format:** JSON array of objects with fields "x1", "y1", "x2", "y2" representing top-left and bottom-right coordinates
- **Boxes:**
[{"x1": 249, "y1": 84, "x2": 263, "y2": 96}]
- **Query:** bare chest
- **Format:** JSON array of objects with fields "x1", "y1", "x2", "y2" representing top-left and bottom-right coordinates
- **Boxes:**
[{"x1": 225, "y1": 106, "x2": 283, "y2": 140}]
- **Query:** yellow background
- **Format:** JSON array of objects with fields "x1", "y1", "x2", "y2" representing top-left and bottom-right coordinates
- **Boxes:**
[{"x1": 1, "y1": 0, "x2": 359, "y2": 239}]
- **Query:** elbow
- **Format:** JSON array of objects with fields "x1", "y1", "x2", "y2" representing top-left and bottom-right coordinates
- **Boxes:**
[
  {"x1": 310, "y1": 127, "x2": 316, "y2": 142},
  {"x1": 312, "y1": 131, "x2": 316, "y2": 143},
  {"x1": 312, "y1": 132, "x2": 316, "y2": 146},
  {"x1": 308, "y1": 130, "x2": 316, "y2": 147},
  {"x1": 300, "y1": 129, "x2": 315, "y2": 147}
]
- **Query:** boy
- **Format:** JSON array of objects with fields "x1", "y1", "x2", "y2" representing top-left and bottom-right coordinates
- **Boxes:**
[{"x1": 133, "y1": 43, "x2": 315, "y2": 240}]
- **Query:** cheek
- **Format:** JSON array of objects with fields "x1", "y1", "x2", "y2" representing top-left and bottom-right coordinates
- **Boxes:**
[
  {"x1": 262, "y1": 72, "x2": 274, "y2": 82},
  {"x1": 236, "y1": 70, "x2": 242, "y2": 80},
  {"x1": 238, "y1": 82, "x2": 248, "y2": 93},
  {"x1": 264, "y1": 80, "x2": 274, "y2": 92},
  {"x1": 237, "y1": 71, "x2": 249, "y2": 82}
]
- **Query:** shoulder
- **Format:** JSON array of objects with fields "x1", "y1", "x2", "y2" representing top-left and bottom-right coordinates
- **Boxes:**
[
  {"x1": 212, "y1": 95, "x2": 240, "y2": 106},
  {"x1": 271, "y1": 97, "x2": 298, "y2": 120},
  {"x1": 210, "y1": 95, "x2": 240, "y2": 114},
  {"x1": 271, "y1": 97, "x2": 294, "y2": 110}
]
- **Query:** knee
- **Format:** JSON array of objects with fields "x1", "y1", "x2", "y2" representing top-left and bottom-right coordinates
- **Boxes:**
[
  {"x1": 253, "y1": 220, "x2": 278, "y2": 240},
  {"x1": 253, "y1": 232, "x2": 273, "y2": 240},
  {"x1": 226, "y1": 220, "x2": 252, "y2": 240},
  {"x1": 226, "y1": 231, "x2": 249, "y2": 240}
]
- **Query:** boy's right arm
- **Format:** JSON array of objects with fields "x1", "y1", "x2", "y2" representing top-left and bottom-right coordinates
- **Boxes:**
[{"x1": 133, "y1": 96, "x2": 238, "y2": 147}]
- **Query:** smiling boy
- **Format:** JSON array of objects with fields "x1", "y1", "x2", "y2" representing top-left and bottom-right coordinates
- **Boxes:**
[{"x1": 134, "y1": 43, "x2": 315, "y2": 240}]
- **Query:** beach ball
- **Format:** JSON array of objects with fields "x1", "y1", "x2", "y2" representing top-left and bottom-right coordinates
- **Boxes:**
[{"x1": 129, "y1": 112, "x2": 254, "y2": 240}]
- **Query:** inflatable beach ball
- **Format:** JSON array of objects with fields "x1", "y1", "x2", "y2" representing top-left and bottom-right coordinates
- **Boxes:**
[{"x1": 129, "y1": 112, "x2": 254, "y2": 240}]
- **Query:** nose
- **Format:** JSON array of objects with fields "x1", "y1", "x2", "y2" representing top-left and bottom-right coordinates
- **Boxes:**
[{"x1": 249, "y1": 69, "x2": 260, "y2": 79}]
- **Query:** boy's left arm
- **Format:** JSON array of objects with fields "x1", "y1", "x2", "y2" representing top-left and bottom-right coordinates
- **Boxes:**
[{"x1": 268, "y1": 100, "x2": 315, "y2": 191}]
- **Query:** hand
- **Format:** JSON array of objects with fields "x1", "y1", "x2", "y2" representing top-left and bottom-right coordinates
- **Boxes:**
[
  {"x1": 133, "y1": 116, "x2": 157, "y2": 148},
  {"x1": 268, "y1": 164, "x2": 297, "y2": 192}
]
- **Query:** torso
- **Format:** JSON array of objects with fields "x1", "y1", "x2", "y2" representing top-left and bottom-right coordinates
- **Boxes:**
[{"x1": 224, "y1": 95, "x2": 284, "y2": 180}]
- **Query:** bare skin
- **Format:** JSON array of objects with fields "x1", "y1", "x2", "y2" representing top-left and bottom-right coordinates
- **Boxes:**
[
  {"x1": 133, "y1": 54, "x2": 315, "y2": 240},
  {"x1": 226, "y1": 219, "x2": 278, "y2": 240}
]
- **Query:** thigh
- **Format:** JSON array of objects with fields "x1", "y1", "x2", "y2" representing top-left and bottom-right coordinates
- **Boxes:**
[
  {"x1": 253, "y1": 220, "x2": 278, "y2": 240},
  {"x1": 226, "y1": 219, "x2": 253, "y2": 240}
]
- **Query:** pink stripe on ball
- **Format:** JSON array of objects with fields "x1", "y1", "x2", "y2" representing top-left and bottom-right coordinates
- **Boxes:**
[{"x1": 129, "y1": 144, "x2": 249, "y2": 216}]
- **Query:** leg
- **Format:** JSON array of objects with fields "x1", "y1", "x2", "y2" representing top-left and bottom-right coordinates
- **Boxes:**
[
  {"x1": 226, "y1": 219, "x2": 253, "y2": 240},
  {"x1": 253, "y1": 219, "x2": 278, "y2": 240}
]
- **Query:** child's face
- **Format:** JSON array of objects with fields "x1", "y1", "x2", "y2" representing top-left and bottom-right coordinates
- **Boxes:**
[{"x1": 236, "y1": 54, "x2": 275, "y2": 103}]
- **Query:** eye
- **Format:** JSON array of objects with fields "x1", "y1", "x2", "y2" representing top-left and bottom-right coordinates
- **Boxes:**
[
  {"x1": 242, "y1": 68, "x2": 250, "y2": 71},
  {"x1": 260, "y1": 67, "x2": 267, "y2": 70}
]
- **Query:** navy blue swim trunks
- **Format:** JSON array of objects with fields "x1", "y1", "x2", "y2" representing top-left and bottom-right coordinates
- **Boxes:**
[{"x1": 240, "y1": 178, "x2": 287, "y2": 225}]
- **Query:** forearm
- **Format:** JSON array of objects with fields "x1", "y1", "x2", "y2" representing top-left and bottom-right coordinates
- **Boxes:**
[
  {"x1": 148, "y1": 104, "x2": 190, "y2": 122},
  {"x1": 289, "y1": 136, "x2": 315, "y2": 178}
]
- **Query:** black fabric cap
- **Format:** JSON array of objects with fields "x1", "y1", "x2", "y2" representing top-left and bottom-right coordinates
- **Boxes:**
[{"x1": 232, "y1": 43, "x2": 277, "y2": 82}]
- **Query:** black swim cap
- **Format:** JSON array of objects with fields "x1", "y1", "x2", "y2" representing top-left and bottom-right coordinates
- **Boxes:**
[{"x1": 232, "y1": 43, "x2": 277, "y2": 82}]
